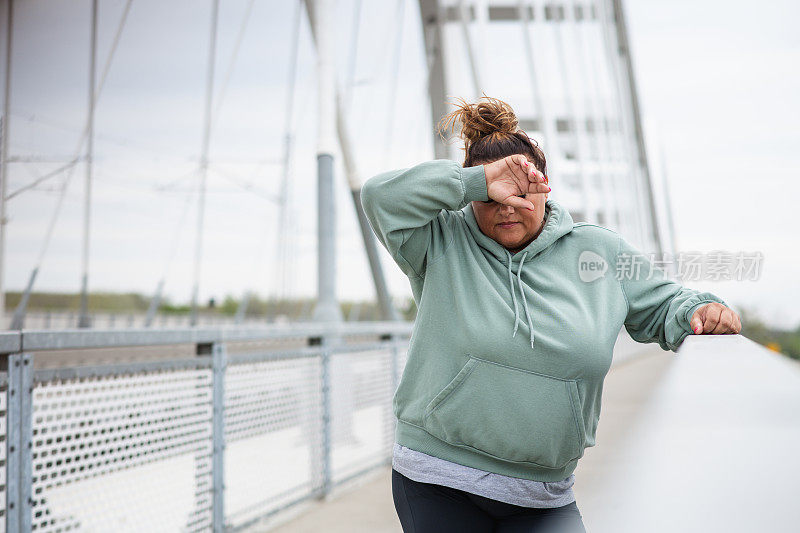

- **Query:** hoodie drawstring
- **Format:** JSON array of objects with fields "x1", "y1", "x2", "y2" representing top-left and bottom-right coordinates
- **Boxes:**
[
  {"x1": 506, "y1": 250, "x2": 522, "y2": 337},
  {"x1": 505, "y1": 250, "x2": 535, "y2": 348}
]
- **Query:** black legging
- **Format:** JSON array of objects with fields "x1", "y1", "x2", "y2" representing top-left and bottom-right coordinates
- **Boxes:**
[{"x1": 392, "y1": 468, "x2": 587, "y2": 533}]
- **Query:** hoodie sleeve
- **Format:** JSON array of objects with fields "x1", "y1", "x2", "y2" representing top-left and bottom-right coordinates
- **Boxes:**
[
  {"x1": 616, "y1": 234, "x2": 728, "y2": 352},
  {"x1": 360, "y1": 159, "x2": 489, "y2": 279}
]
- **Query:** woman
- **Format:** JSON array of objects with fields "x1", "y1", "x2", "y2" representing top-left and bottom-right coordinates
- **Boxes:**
[{"x1": 360, "y1": 96, "x2": 740, "y2": 532}]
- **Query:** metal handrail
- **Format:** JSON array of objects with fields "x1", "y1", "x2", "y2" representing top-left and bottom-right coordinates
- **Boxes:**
[{"x1": 0, "y1": 320, "x2": 414, "y2": 353}]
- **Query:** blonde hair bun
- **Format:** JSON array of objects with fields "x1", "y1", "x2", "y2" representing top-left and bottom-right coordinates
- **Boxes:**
[
  {"x1": 437, "y1": 93, "x2": 519, "y2": 146},
  {"x1": 434, "y1": 93, "x2": 548, "y2": 176}
]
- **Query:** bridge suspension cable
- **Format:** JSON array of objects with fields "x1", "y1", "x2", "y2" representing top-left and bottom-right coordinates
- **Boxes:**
[{"x1": 9, "y1": 0, "x2": 135, "y2": 329}]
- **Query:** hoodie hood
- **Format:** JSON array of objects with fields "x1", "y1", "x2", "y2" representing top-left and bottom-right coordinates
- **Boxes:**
[{"x1": 463, "y1": 198, "x2": 575, "y2": 348}]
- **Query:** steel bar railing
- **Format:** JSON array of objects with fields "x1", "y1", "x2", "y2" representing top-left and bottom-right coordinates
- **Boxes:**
[{"x1": 0, "y1": 321, "x2": 413, "y2": 532}]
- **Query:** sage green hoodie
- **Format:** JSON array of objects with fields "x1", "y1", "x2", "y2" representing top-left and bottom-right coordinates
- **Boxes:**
[{"x1": 360, "y1": 159, "x2": 727, "y2": 482}]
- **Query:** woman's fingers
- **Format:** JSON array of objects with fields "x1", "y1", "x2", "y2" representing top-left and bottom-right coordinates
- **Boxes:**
[
  {"x1": 528, "y1": 180, "x2": 551, "y2": 194},
  {"x1": 510, "y1": 155, "x2": 545, "y2": 192},
  {"x1": 690, "y1": 303, "x2": 741, "y2": 335},
  {"x1": 487, "y1": 155, "x2": 547, "y2": 204},
  {"x1": 502, "y1": 194, "x2": 536, "y2": 211},
  {"x1": 713, "y1": 307, "x2": 738, "y2": 334},
  {"x1": 511, "y1": 154, "x2": 529, "y2": 171},
  {"x1": 526, "y1": 166, "x2": 545, "y2": 188},
  {"x1": 506, "y1": 156, "x2": 531, "y2": 190},
  {"x1": 516, "y1": 155, "x2": 545, "y2": 181},
  {"x1": 708, "y1": 306, "x2": 727, "y2": 334}
]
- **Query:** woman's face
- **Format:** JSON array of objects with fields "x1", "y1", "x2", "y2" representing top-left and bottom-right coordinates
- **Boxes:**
[{"x1": 471, "y1": 170, "x2": 548, "y2": 254}]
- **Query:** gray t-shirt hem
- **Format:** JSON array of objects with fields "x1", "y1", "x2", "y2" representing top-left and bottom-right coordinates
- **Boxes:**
[{"x1": 392, "y1": 443, "x2": 576, "y2": 509}]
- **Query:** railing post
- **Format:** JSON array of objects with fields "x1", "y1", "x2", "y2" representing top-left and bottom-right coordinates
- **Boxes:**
[
  {"x1": 319, "y1": 332, "x2": 333, "y2": 498},
  {"x1": 5, "y1": 351, "x2": 33, "y2": 533},
  {"x1": 381, "y1": 332, "x2": 399, "y2": 466},
  {"x1": 209, "y1": 341, "x2": 227, "y2": 531}
]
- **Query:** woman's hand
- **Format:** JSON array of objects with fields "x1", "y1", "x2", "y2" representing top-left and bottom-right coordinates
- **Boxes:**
[
  {"x1": 690, "y1": 303, "x2": 742, "y2": 335},
  {"x1": 483, "y1": 155, "x2": 550, "y2": 212}
]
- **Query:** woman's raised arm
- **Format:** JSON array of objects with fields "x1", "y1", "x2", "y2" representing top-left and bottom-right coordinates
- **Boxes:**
[
  {"x1": 617, "y1": 234, "x2": 732, "y2": 352},
  {"x1": 360, "y1": 155, "x2": 546, "y2": 279},
  {"x1": 359, "y1": 159, "x2": 489, "y2": 279}
]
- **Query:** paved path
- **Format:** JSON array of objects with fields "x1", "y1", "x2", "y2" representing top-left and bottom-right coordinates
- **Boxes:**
[
  {"x1": 249, "y1": 335, "x2": 800, "y2": 532},
  {"x1": 577, "y1": 335, "x2": 800, "y2": 533}
]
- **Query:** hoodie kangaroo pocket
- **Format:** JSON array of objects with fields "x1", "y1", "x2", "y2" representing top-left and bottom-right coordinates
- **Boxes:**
[{"x1": 422, "y1": 356, "x2": 586, "y2": 470}]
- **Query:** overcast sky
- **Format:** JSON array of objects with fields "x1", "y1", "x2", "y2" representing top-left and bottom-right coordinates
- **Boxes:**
[{"x1": 2, "y1": 0, "x2": 799, "y2": 327}]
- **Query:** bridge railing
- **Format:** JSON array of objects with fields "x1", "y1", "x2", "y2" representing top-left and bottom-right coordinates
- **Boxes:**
[{"x1": 0, "y1": 321, "x2": 413, "y2": 532}]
